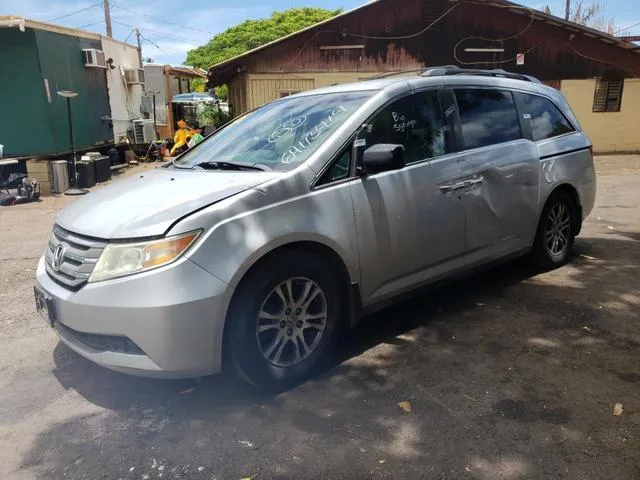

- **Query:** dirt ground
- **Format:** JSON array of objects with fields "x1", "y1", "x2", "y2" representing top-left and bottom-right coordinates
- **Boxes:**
[{"x1": 0, "y1": 156, "x2": 638, "y2": 480}]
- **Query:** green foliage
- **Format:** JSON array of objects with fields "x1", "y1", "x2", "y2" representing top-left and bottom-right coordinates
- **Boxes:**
[
  {"x1": 185, "y1": 7, "x2": 342, "y2": 68},
  {"x1": 191, "y1": 77, "x2": 205, "y2": 93},
  {"x1": 197, "y1": 104, "x2": 232, "y2": 128},
  {"x1": 214, "y1": 85, "x2": 228, "y2": 101}
]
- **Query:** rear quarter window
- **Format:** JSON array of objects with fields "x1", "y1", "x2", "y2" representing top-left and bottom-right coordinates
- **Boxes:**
[{"x1": 516, "y1": 93, "x2": 575, "y2": 141}]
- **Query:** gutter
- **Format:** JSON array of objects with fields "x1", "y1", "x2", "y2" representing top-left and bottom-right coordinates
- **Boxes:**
[{"x1": 0, "y1": 17, "x2": 25, "y2": 32}]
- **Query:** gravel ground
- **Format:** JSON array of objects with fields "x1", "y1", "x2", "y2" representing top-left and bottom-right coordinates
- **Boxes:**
[{"x1": 0, "y1": 157, "x2": 638, "y2": 480}]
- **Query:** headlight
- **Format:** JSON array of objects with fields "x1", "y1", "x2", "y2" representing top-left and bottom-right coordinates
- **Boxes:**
[{"x1": 88, "y1": 230, "x2": 201, "y2": 283}]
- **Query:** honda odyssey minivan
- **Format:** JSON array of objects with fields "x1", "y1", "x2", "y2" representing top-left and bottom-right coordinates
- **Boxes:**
[{"x1": 35, "y1": 67, "x2": 596, "y2": 389}]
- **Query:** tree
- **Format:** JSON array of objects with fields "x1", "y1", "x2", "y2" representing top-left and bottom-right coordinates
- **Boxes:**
[
  {"x1": 185, "y1": 7, "x2": 342, "y2": 68},
  {"x1": 570, "y1": 1, "x2": 616, "y2": 34},
  {"x1": 543, "y1": 1, "x2": 616, "y2": 34}
]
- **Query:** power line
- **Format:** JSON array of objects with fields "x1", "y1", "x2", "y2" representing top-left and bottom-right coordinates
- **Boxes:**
[
  {"x1": 78, "y1": 20, "x2": 104, "y2": 29},
  {"x1": 48, "y1": 3, "x2": 101, "y2": 22},
  {"x1": 109, "y1": 1, "x2": 216, "y2": 36},
  {"x1": 616, "y1": 21, "x2": 640, "y2": 34},
  {"x1": 140, "y1": 34, "x2": 167, "y2": 55},
  {"x1": 111, "y1": 19, "x2": 200, "y2": 44}
]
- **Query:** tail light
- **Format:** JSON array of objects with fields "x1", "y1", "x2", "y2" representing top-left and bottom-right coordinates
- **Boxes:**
[{"x1": 588, "y1": 145, "x2": 594, "y2": 157}]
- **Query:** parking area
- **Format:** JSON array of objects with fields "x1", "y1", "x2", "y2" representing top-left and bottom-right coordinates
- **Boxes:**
[{"x1": 0, "y1": 156, "x2": 638, "y2": 480}]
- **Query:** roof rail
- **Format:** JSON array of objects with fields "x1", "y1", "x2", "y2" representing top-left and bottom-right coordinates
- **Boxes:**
[
  {"x1": 368, "y1": 68, "x2": 431, "y2": 79},
  {"x1": 421, "y1": 65, "x2": 542, "y2": 83}
]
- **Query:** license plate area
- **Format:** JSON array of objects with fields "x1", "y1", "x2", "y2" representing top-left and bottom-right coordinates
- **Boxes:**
[{"x1": 34, "y1": 287, "x2": 56, "y2": 328}]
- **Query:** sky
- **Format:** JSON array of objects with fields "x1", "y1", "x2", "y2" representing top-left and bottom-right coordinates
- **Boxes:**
[{"x1": 0, "y1": 0, "x2": 638, "y2": 65}]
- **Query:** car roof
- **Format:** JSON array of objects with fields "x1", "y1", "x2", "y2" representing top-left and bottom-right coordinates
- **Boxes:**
[{"x1": 292, "y1": 68, "x2": 559, "y2": 101}]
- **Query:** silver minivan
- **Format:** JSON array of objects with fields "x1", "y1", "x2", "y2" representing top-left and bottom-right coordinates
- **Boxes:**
[{"x1": 34, "y1": 67, "x2": 596, "y2": 389}]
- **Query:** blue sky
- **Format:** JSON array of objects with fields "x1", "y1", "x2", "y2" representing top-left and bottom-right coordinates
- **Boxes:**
[{"x1": 1, "y1": 0, "x2": 637, "y2": 65}]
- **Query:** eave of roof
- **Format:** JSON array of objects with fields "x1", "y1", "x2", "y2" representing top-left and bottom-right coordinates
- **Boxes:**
[
  {"x1": 0, "y1": 15, "x2": 137, "y2": 49},
  {"x1": 208, "y1": 0, "x2": 640, "y2": 73}
]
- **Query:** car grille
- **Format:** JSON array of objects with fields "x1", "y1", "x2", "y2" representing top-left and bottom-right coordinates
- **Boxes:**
[
  {"x1": 45, "y1": 225, "x2": 107, "y2": 290},
  {"x1": 56, "y1": 322, "x2": 145, "y2": 355}
]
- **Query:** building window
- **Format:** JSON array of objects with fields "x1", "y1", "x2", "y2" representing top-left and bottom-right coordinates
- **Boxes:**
[
  {"x1": 280, "y1": 91, "x2": 300, "y2": 98},
  {"x1": 593, "y1": 79, "x2": 624, "y2": 112}
]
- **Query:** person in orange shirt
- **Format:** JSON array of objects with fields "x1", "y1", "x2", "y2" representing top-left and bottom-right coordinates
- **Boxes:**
[{"x1": 169, "y1": 118, "x2": 192, "y2": 156}]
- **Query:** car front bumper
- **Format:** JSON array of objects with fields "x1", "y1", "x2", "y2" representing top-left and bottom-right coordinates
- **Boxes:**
[{"x1": 35, "y1": 256, "x2": 231, "y2": 378}]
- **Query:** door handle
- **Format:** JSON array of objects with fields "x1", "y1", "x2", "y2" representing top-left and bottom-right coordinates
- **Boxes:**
[
  {"x1": 439, "y1": 181, "x2": 468, "y2": 193},
  {"x1": 465, "y1": 176, "x2": 484, "y2": 187}
]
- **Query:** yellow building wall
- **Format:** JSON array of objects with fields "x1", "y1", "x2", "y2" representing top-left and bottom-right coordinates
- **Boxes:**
[{"x1": 561, "y1": 79, "x2": 640, "y2": 153}]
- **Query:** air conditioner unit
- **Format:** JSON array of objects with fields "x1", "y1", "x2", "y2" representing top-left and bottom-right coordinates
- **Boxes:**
[
  {"x1": 123, "y1": 67, "x2": 145, "y2": 85},
  {"x1": 82, "y1": 49, "x2": 107, "y2": 68},
  {"x1": 133, "y1": 119, "x2": 156, "y2": 144}
]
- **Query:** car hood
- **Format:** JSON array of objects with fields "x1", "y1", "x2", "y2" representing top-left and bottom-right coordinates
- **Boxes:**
[{"x1": 55, "y1": 168, "x2": 277, "y2": 239}]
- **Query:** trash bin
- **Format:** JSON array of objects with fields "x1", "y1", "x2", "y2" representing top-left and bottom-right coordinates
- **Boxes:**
[
  {"x1": 51, "y1": 160, "x2": 69, "y2": 193},
  {"x1": 94, "y1": 155, "x2": 112, "y2": 183},
  {"x1": 76, "y1": 160, "x2": 96, "y2": 188}
]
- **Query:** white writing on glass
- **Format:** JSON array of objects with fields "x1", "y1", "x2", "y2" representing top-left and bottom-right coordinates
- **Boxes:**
[
  {"x1": 268, "y1": 116, "x2": 307, "y2": 143},
  {"x1": 281, "y1": 106, "x2": 348, "y2": 164},
  {"x1": 392, "y1": 111, "x2": 417, "y2": 133}
]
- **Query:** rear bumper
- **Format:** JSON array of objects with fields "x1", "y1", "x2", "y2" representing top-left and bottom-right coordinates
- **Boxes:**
[{"x1": 35, "y1": 256, "x2": 231, "y2": 378}]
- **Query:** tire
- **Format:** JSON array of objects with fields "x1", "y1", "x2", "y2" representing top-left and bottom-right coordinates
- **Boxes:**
[
  {"x1": 226, "y1": 250, "x2": 343, "y2": 391},
  {"x1": 531, "y1": 191, "x2": 577, "y2": 269}
]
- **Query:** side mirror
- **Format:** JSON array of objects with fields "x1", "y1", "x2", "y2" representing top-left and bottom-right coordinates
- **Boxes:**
[{"x1": 357, "y1": 144, "x2": 405, "y2": 176}]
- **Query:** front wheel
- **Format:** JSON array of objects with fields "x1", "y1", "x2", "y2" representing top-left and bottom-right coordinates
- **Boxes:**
[
  {"x1": 226, "y1": 251, "x2": 342, "y2": 390},
  {"x1": 531, "y1": 192, "x2": 577, "y2": 269}
]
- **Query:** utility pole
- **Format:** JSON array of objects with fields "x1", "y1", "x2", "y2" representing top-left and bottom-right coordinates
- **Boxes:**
[
  {"x1": 135, "y1": 28, "x2": 143, "y2": 69},
  {"x1": 565, "y1": 0, "x2": 571, "y2": 21},
  {"x1": 103, "y1": 0, "x2": 113, "y2": 37}
]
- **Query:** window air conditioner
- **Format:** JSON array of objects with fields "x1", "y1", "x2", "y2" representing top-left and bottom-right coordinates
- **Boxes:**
[
  {"x1": 123, "y1": 67, "x2": 145, "y2": 85},
  {"x1": 133, "y1": 119, "x2": 156, "y2": 144},
  {"x1": 82, "y1": 49, "x2": 107, "y2": 68}
]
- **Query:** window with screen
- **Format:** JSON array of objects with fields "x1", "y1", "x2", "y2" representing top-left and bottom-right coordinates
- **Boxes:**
[
  {"x1": 593, "y1": 79, "x2": 624, "y2": 112},
  {"x1": 363, "y1": 91, "x2": 445, "y2": 164},
  {"x1": 455, "y1": 89, "x2": 521, "y2": 149},
  {"x1": 517, "y1": 93, "x2": 574, "y2": 141}
]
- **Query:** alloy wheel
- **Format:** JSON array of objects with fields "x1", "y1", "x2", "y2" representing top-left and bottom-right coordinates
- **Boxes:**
[
  {"x1": 544, "y1": 203, "x2": 571, "y2": 257},
  {"x1": 256, "y1": 277, "x2": 328, "y2": 367}
]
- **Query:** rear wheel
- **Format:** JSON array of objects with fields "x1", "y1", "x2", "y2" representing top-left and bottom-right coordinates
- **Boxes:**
[
  {"x1": 226, "y1": 251, "x2": 342, "y2": 390},
  {"x1": 531, "y1": 192, "x2": 576, "y2": 269}
]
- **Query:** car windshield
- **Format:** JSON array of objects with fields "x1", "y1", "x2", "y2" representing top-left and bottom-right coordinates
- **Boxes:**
[{"x1": 172, "y1": 91, "x2": 374, "y2": 171}]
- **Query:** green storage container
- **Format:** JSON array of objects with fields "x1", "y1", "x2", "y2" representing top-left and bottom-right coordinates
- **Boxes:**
[{"x1": 0, "y1": 26, "x2": 113, "y2": 157}]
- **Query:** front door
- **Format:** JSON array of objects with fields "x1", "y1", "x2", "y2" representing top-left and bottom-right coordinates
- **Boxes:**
[
  {"x1": 452, "y1": 88, "x2": 540, "y2": 265},
  {"x1": 350, "y1": 91, "x2": 467, "y2": 305}
]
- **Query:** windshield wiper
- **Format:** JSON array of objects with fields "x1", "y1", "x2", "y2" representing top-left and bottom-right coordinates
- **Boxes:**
[
  {"x1": 167, "y1": 159, "x2": 192, "y2": 169},
  {"x1": 193, "y1": 161, "x2": 268, "y2": 171}
]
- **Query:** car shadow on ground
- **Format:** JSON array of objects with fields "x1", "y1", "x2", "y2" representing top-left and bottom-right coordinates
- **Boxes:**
[{"x1": 22, "y1": 233, "x2": 640, "y2": 479}]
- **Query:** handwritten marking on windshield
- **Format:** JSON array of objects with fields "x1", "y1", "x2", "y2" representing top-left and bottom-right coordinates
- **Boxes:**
[
  {"x1": 281, "y1": 106, "x2": 348, "y2": 164},
  {"x1": 268, "y1": 116, "x2": 307, "y2": 143}
]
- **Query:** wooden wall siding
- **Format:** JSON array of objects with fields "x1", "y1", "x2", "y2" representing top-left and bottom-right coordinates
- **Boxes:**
[
  {"x1": 248, "y1": 77, "x2": 315, "y2": 109},
  {"x1": 210, "y1": 0, "x2": 640, "y2": 86}
]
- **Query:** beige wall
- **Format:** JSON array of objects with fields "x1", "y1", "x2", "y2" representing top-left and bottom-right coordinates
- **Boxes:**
[
  {"x1": 561, "y1": 79, "x2": 640, "y2": 153},
  {"x1": 231, "y1": 72, "x2": 372, "y2": 113}
]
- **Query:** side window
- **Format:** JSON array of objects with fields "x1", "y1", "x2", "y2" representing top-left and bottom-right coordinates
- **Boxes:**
[
  {"x1": 364, "y1": 92, "x2": 445, "y2": 164},
  {"x1": 318, "y1": 149, "x2": 351, "y2": 185},
  {"x1": 455, "y1": 89, "x2": 521, "y2": 149},
  {"x1": 518, "y1": 93, "x2": 574, "y2": 141}
]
